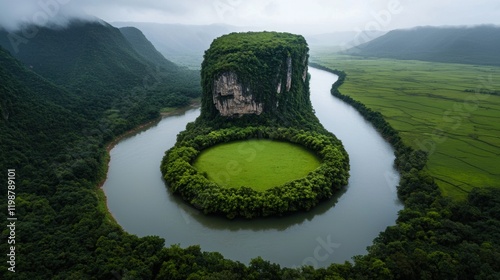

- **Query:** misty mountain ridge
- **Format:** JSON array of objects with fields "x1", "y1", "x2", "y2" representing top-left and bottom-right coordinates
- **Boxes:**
[
  {"x1": 306, "y1": 30, "x2": 385, "y2": 47},
  {"x1": 344, "y1": 25, "x2": 500, "y2": 66},
  {"x1": 112, "y1": 22, "x2": 247, "y2": 68},
  {"x1": 118, "y1": 26, "x2": 179, "y2": 71},
  {"x1": 111, "y1": 21, "x2": 384, "y2": 69},
  {"x1": 0, "y1": 19, "x2": 185, "y2": 94},
  {"x1": 0, "y1": 18, "x2": 201, "y2": 166}
]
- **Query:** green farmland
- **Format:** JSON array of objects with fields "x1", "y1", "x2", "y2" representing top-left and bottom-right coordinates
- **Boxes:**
[
  {"x1": 312, "y1": 53, "x2": 500, "y2": 199},
  {"x1": 193, "y1": 139, "x2": 321, "y2": 191}
]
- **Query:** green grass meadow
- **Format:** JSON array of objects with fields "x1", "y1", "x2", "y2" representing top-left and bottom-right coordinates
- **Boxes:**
[
  {"x1": 193, "y1": 139, "x2": 321, "y2": 191},
  {"x1": 312, "y1": 53, "x2": 500, "y2": 199}
]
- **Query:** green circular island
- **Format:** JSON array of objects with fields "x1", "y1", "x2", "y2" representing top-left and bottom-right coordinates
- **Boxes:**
[
  {"x1": 193, "y1": 139, "x2": 321, "y2": 191},
  {"x1": 161, "y1": 31, "x2": 349, "y2": 219},
  {"x1": 161, "y1": 127, "x2": 348, "y2": 219}
]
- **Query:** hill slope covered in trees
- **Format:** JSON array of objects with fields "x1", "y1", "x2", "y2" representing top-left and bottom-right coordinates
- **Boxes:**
[
  {"x1": 345, "y1": 25, "x2": 500, "y2": 66},
  {"x1": 119, "y1": 26, "x2": 180, "y2": 71},
  {"x1": 0, "y1": 20, "x2": 199, "y2": 98},
  {"x1": 1, "y1": 20, "x2": 499, "y2": 278}
]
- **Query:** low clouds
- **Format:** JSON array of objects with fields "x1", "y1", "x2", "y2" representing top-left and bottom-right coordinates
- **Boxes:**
[
  {"x1": 0, "y1": 0, "x2": 215, "y2": 31},
  {"x1": 0, "y1": 0, "x2": 499, "y2": 33},
  {"x1": 0, "y1": 0, "x2": 91, "y2": 31}
]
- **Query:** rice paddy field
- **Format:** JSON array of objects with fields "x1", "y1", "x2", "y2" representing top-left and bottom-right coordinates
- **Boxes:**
[
  {"x1": 312, "y1": 53, "x2": 500, "y2": 199},
  {"x1": 193, "y1": 139, "x2": 321, "y2": 191}
]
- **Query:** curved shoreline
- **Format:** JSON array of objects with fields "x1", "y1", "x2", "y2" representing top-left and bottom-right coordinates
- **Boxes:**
[
  {"x1": 101, "y1": 67, "x2": 402, "y2": 267},
  {"x1": 106, "y1": 101, "x2": 201, "y2": 154},
  {"x1": 161, "y1": 126, "x2": 349, "y2": 219},
  {"x1": 95, "y1": 101, "x2": 201, "y2": 228},
  {"x1": 98, "y1": 101, "x2": 201, "y2": 188}
]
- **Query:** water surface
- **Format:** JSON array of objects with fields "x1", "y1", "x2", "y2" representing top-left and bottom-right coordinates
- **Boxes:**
[{"x1": 103, "y1": 67, "x2": 403, "y2": 267}]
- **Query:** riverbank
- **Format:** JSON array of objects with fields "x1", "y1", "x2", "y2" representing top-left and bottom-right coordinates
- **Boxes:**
[
  {"x1": 106, "y1": 99, "x2": 201, "y2": 153},
  {"x1": 94, "y1": 99, "x2": 201, "y2": 229},
  {"x1": 101, "y1": 67, "x2": 402, "y2": 267},
  {"x1": 311, "y1": 54, "x2": 500, "y2": 199}
]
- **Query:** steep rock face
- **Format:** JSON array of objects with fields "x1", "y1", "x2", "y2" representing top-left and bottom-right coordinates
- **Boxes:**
[
  {"x1": 201, "y1": 31, "x2": 313, "y2": 125},
  {"x1": 285, "y1": 56, "x2": 293, "y2": 92},
  {"x1": 213, "y1": 72, "x2": 263, "y2": 116}
]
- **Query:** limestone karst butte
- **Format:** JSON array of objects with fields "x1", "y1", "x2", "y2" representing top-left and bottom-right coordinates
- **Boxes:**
[
  {"x1": 162, "y1": 32, "x2": 350, "y2": 219},
  {"x1": 200, "y1": 32, "x2": 314, "y2": 124}
]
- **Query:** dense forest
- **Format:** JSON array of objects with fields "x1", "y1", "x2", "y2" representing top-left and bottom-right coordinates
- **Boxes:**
[
  {"x1": 344, "y1": 25, "x2": 500, "y2": 66},
  {"x1": 1, "y1": 21, "x2": 499, "y2": 279},
  {"x1": 0, "y1": 20, "x2": 202, "y2": 278},
  {"x1": 161, "y1": 126, "x2": 349, "y2": 219}
]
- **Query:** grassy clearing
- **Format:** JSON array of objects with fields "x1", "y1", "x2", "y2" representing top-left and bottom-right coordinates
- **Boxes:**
[
  {"x1": 193, "y1": 139, "x2": 321, "y2": 191},
  {"x1": 312, "y1": 53, "x2": 500, "y2": 199},
  {"x1": 160, "y1": 107, "x2": 177, "y2": 113}
]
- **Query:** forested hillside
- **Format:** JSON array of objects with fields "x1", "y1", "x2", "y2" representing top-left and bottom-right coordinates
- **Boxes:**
[
  {"x1": 1, "y1": 20, "x2": 499, "y2": 278},
  {"x1": 119, "y1": 26, "x2": 179, "y2": 71},
  {"x1": 0, "y1": 46, "x2": 93, "y2": 186},
  {"x1": 0, "y1": 43, "x2": 113, "y2": 277},
  {"x1": 0, "y1": 20, "x2": 200, "y2": 131},
  {"x1": 0, "y1": 20, "x2": 199, "y2": 99},
  {"x1": 345, "y1": 25, "x2": 500, "y2": 66},
  {"x1": 1, "y1": 21, "x2": 149, "y2": 90},
  {"x1": 112, "y1": 22, "x2": 241, "y2": 68},
  {"x1": 0, "y1": 21, "x2": 202, "y2": 278}
]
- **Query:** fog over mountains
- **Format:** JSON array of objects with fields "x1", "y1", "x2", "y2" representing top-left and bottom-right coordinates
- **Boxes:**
[
  {"x1": 111, "y1": 21, "x2": 385, "y2": 68},
  {"x1": 345, "y1": 25, "x2": 500, "y2": 66}
]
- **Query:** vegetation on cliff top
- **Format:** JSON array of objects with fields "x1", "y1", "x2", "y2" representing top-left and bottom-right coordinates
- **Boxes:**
[{"x1": 199, "y1": 31, "x2": 318, "y2": 129}]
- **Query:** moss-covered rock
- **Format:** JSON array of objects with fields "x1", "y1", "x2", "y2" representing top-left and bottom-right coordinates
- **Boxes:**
[
  {"x1": 200, "y1": 31, "x2": 317, "y2": 129},
  {"x1": 161, "y1": 31, "x2": 350, "y2": 218}
]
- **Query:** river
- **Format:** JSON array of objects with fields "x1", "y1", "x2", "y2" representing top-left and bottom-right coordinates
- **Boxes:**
[{"x1": 102, "y1": 67, "x2": 403, "y2": 268}]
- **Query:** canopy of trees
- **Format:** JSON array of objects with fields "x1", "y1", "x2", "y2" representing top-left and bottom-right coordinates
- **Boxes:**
[
  {"x1": 1, "y1": 23, "x2": 499, "y2": 278},
  {"x1": 161, "y1": 126, "x2": 349, "y2": 219}
]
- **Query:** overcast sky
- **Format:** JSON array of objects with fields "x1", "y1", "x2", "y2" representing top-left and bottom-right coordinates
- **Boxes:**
[{"x1": 0, "y1": 0, "x2": 499, "y2": 34}]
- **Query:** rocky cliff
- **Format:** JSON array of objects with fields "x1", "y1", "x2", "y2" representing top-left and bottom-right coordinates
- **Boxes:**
[
  {"x1": 213, "y1": 71, "x2": 263, "y2": 116},
  {"x1": 164, "y1": 31, "x2": 349, "y2": 219},
  {"x1": 200, "y1": 32, "x2": 315, "y2": 125}
]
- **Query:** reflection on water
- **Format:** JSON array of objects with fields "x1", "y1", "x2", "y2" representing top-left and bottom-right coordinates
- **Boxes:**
[
  {"x1": 103, "y1": 67, "x2": 403, "y2": 268},
  {"x1": 171, "y1": 186, "x2": 348, "y2": 232}
]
